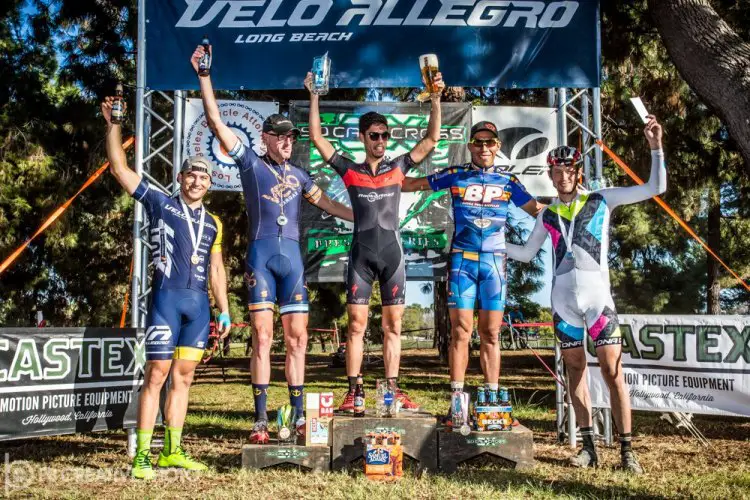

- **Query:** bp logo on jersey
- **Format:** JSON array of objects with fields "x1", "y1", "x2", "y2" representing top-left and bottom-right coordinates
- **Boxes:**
[
  {"x1": 463, "y1": 184, "x2": 511, "y2": 204},
  {"x1": 184, "y1": 99, "x2": 279, "y2": 191}
]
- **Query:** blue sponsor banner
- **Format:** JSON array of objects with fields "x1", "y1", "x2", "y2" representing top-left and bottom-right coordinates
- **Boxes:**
[{"x1": 146, "y1": 0, "x2": 600, "y2": 91}]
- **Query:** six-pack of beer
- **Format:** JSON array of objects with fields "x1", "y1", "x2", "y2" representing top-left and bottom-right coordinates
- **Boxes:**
[
  {"x1": 364, "y1": 431, "x2": 403, "y2": 481},
  {"x1": 473, "y1": 387, "x2": 514, "y2": 431}
]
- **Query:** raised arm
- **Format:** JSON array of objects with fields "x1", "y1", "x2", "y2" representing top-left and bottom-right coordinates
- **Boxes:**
[
  {"x1": 312, "y1": 193, "x2": 354, "y2": 222},
  {"x1": 505, "y1": 213, "x2": 549, "y2": 263},
  {"x1": 600, "y1": 115, "x2": 667, "y2": 209},
  {"x1": 102, "y1": 98, "x2": 140, "y2": 195},
  {"x1": 304, "y1": 72, "x2": 336, "y2": 162},
  {"x1": 192, "y1": 45, "x2": 240, "y2": 154},
  {"x1": 409, "y1": 72, "x2": 445, "y2": 164}
]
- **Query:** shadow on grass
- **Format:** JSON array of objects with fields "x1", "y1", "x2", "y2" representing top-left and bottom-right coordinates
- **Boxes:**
[{"x1": 437, "y1": 467, "x2": 667, "y2": 499}]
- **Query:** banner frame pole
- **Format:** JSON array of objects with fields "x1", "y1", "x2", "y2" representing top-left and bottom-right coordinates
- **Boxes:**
[{"x1": 132, "y1": 0, "x2": 147, "y2": 328}]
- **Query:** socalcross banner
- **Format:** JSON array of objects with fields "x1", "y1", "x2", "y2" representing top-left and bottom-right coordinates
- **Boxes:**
[
  {"x1": 146, "y1": 0, "x2": 601, "y2": 90},
  {"x1": 289, "y1": 100, "x2": 472, "y2": 282},
  {"x1": 586, "y1": 315, "x2": 750, "y2": 417},
  {"x1": 184, "y1": 98, "x2": 279, "y2": 191}
]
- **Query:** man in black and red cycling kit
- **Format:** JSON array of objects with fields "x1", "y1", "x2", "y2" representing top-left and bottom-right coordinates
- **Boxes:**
[{"x1": 305, "y1": 71, "x2": 445, "y2": 411}]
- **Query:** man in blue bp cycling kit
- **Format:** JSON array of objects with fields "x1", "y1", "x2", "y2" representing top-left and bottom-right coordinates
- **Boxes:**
[
  {"x1": 103, "y1": 98, "x2": 231, "y2": 479},
  {"x1": 506, "y1": 116, "x2": 666, "y2": 474},
  {"x1": 305, "y1": 70, "x2": 445, "y2": 412},
  {"x1": 193, "y1": 45, "x2": 353, "y2": 444},
  {"x1": 403, "y1": 120, "x2": 543, "y2": 415}
]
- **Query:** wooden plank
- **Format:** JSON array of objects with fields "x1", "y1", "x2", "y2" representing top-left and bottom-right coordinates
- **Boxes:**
[
  {"x1": 241, "y1": 442, "x2": 331, "y2": 473},
  {"x1": 331, "y1": 410, "x2": 438, "y2": 472},
  {"x1": 437, "y1": 424, "x2": 535, "y2": 473}
]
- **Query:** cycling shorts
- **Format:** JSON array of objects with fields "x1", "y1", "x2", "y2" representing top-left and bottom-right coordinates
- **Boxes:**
[
  {"x1": 552, "y1": 270, "x2": 622, "y2": 350},
  {"x1": 347, "y1": 228, "x2": 405, "y2": 306},
  {"x1": 245, "y1": 237, "x2": 309, "y2": 315},
  {"x1": 448, "y1": 250, "x2": 507, "y2": 311},
  {"x1": 145, "y1": 289, "x2": 210, "y2": 362}
]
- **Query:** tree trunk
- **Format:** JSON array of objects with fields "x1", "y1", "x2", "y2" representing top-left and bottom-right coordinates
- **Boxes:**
[
  {"x1": 433, "y1": 281, "x2": 450, "y2": 362},
  {"x1": 648, "y1": 0, "x2": 750, "y2": 174}
]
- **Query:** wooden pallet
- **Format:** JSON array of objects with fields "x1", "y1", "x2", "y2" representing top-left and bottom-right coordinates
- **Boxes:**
[
  {"x1": 331, "y1": 410, "x2": 438, "y2": 473},
  {"x1": 241, "y1": 441, "x2": 331, "y2": 472},
  {"x1": 437, "y1": 424, "x2": 534, "y2": 473}
]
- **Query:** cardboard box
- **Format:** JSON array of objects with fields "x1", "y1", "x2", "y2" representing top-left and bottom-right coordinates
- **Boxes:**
[
  {"x1": 305, "y1": 393, "x2": 332, "y2": 446},
  {"x1": 474, "y1": 405, "x2": 513, "y2": 431}
]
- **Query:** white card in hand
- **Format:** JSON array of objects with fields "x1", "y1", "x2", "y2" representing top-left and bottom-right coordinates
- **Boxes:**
[{"x1": 629, "y1": 97, "x2": 650, "y2": 124}]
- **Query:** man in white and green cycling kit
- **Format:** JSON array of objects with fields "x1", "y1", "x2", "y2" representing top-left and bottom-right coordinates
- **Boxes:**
[{"x1": 507, "y1": 115, "x2": 666, "y2": 474}]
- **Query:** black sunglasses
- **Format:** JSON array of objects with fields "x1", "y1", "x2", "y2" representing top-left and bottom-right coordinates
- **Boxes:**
[
  {"x1": 469, "y1": 138, "x2": 500, "y2": 148},
  {"x1": 266, "y1": 132, "x2": 298, "y2": 143},
  {"x1": 368, "y1": 132, "x2": 390, "y2": 141}
]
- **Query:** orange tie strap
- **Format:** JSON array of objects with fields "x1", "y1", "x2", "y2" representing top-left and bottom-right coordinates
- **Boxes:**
[
  {"x1": 597, "y1": 140, "x2": 750, "y2": 293},
  {"x1": 119, "y1": 257, "x2": 134, "y2": 328},
  {"x1": 0, "y1": 137, "x2": 136, "y2": 276}
]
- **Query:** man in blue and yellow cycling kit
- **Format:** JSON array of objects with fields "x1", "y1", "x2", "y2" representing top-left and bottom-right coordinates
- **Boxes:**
[
  {"x1": 403, "y1": 121, "x2": 543, "y2": 415},
  {"x1": 103, "y1": 98, "x2": 231, "y2": 479},
  {"x1": 506, "y1": 116, "x2": 666, "y2": 474},
  {"x1": 193, "y1": 45, "x2": 353, "y2": 444}
]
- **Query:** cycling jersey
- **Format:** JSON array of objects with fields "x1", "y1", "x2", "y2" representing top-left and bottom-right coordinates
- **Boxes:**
[
  {"x1": 327, "y1": 152, "x2": 414, "y2": 306},
  {"x1": 133, "y1": 179, "x2": 222, "y2": 292},
  {"x1": 427, "y1": 164, "x2": 533, "y2": 253},
  {"x1": 229, "y1": 140, "x2": 322, "y2": 312},
  {"x1": 328, "y1": 152, "x2": 414, "y2": 232},
  {"x1": 228, "y1": 141, "x2": 322, "y2": 242},
  {"x1": 506, "y1": 150, "x2": 667, "y2": 349}
]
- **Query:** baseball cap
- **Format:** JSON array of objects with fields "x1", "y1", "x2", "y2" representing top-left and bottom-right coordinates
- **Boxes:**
[
  {"x1": 263, "y1": 113, "x2": 300, "y2": 135},
  {"x1": 470, "y1": 121, "x2": 499, "y2": 139},
  {"x1": 180, "y1": 155, "x2": 212, "y2": 177}
]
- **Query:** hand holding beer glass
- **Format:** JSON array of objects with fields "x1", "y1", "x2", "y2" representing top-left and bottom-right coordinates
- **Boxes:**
[{"x1": 417, "y1": 53, "x2": 445, "y2": 102}]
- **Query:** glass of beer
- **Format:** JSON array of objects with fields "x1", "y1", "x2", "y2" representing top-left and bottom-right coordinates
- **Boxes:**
[
  {"x1": 311, "y1": 52, "x2": 331, "y2": 95},
  {"x1": 417, "y1": 53, "x2": 439, "y2": 102}
]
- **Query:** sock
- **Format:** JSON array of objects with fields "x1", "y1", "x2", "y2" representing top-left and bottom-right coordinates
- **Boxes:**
[
  {"x1": 252, "y1": 383, "x2": 269, "y2": 422},
  {"x1": 288, "y1": 385, "x2": 304, "y2": 415},
  {"x1": 347, "y1": 376, "x2": 358, "y2": 393},
  {"x1": 166, "y1": 426, "x2": 182, "y2": 454},
  {"x1": 485, "y1": 383, "x2": 499, "y2": 391},
  {"x1": 136, "y1": 429, "x2": 153, "y2": 454},
  {"x1": 163, "y1": 424, "x2": 170, "y2": 453},
  {"x1": 450, "y1": 381, "x2": 464, "y2": 392},
  {"x1": 386, "y1": 377, "x2": 399, "y2": 391},
  {"x1": 620, "y1": 433, "x2": 632, "y2": 454},
  {"x1": 580, "y1": 426, "x2": 596, "y2": 452}
]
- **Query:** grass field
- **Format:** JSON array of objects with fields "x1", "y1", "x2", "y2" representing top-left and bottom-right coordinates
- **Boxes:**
[{"x1": 2, "y1": 346, "x2": 749, "y2": 499}]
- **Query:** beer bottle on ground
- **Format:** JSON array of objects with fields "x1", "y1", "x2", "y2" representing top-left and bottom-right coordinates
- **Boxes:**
[
  {"x1": 111, "y1": 83, "x2": 124, "y2": 125},
  {"x1": 354, "y1": 374, "x2": 365, "y2": 417}
]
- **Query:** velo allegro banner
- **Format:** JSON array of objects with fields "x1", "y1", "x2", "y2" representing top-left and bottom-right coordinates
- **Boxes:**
[
  {"x1": 146, "y1": 0, "x2": 601, "y2": 90},
  {"x1": 472, "y1": 106, "x2": 559, "y2": 198},
  {"x1": 0, "y1": 328, "x2": 145, "y2": 440},
  {"x1": 586, "y1": 315, "x2": 750, "y2": 417},
  {"x1": 289, "y1": 100, "x2": 472, "y2": 282},
  {"x1": 184, "y1": 98, "x2": 279, "y2": 191}
]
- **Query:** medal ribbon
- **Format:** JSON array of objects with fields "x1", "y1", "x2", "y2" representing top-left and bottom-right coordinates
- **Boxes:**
[{"x1": 179, "y1": 197, "x2": 206, "y2": 263}]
